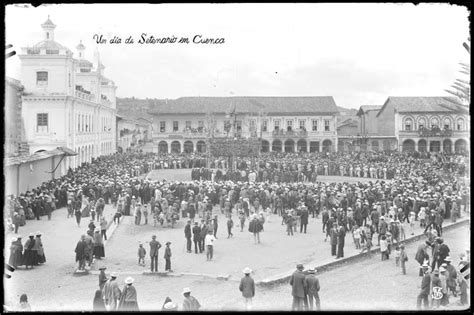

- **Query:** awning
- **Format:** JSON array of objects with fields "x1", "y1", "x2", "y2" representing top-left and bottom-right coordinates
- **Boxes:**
[{"x1": 57, "y1": 146, "x2": 78, "y2": 156}]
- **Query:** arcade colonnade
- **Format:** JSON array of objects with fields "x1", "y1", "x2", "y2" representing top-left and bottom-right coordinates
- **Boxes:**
[
  {"x1": 400, "y1": 138, "x2": 469, "y2": 153},
  {"x1": 157, "y1": 139, "x2": 335, "y2": 154}
]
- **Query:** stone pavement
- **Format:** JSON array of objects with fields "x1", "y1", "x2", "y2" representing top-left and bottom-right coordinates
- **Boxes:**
[
  {"x1": 5, "y1": 201, "x2": 119, "y2": 270},
  {"x1": 258, "y1": 216, "x2": 470, "y2": 286}
]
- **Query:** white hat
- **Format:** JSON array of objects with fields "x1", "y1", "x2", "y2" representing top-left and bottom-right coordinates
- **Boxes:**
[
  {"x1": 182, "y1": 287, "x2": 191, "y2": 294},
  {"x1": 11, "y1": 237, "x2": 17, "y2": 242},
  {"x1": 124, "y1": 277, "x2": 134, "y2": 284},
  {"x1": 439, "y1": 266, "x2": 447, "y2": 272},
  {"x1": 444, "y1": 256, "x2": 452, "y2": 262},
  {"x1": 111, "y1": 272, "x2": 119, "y2": 277},
  {"x1": 163, "y1": 301, "x2": 178, "y2": 310},
  {"x1": 243, "y1": 267, "x2": 252, "y2": 274},
  {"x1": 29, "y1": 233, "x2": 34, "y2": 237}
]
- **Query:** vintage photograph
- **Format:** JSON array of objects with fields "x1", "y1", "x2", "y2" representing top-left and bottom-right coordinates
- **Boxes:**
[{"x1": 4, "y1": 3, "x2": 470, "y2": 311}]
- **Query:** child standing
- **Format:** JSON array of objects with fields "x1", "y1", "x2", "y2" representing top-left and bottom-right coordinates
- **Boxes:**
[
  {"x1": 352, "y1": 225, "x2": 361, "y2": 249},
  {"x1": 400, "y1": 245, "x2": 408, "y2": 275},
  {"x1": 138, "y1": 242, "x2": 146, "y2": 266},
  {"x1": 394, "y1": 245, "x2": 401, "y2": 266},
  {"x1": 227, "y1": 216, "x2": 234, "y2": 238}
]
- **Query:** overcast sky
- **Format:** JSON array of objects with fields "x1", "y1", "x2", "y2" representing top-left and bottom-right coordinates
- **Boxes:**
[{"x1": 5, "y1": 3, "x2": 470, "y2": 109}]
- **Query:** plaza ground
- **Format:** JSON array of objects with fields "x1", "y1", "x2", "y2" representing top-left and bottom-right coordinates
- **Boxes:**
[{"x1": 3, "y1": 168, "x2": 469, "y2": 311}]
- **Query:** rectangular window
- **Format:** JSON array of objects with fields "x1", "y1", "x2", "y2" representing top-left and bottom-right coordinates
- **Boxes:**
[
  {"x1": 324, "y1": 120, "x2": 330, "y2": 131},
  {"x1": 249, "y1": 119, "x2": 256, "y2": 131},
  {"x1": 37, "y1": 113, "x2": 48, "y2": 133},
  {"x1": 36, "y1": 71, "x2": 48, "y2": 87},
  {"x1": 68, "y1": 73, "x2": 71, "y2": 87},
  {"x1": 312, "y1": 120, "x2": 318, "y2": 131},
  {"x1": 405, "y1": 121, "x2": 412, "y2": 131},
  {"x1": 198, "y1": 121, "x2": 204, "y2": 127},
  {"x1": 160, "y1": 121, "x2": 166, "y2": 132},
  {"x1": 299, "y1": 120, "x2": 306, "y2": 130},
  {"x1": 262, "y1": 120, "x2": 268, "y2": 132},
  {"x1": 185, "y1": 121, "x2": 192, "y2": 130},
  {"x1": 236, "y1": 120, "x2": 242, "y2": 131},
  {"x1": 274, "y1": 120, "x2": 280, "y2": 131},
  {"x1": 286, "y1": 120, "x2": 293, "y2": 131},
  {"x1": 77, "y1": 114, "x2": 80, "y2": 131},
  {"x1": 173, "y1": 121, "x2": 179, "y2": 132}
]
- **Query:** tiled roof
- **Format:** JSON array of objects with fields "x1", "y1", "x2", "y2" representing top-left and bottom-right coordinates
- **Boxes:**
[
  {"x1": 377, "y1": 96, "x2": 465, "y2": 117},
  {"x1": 5, "y1": 147, "x2": 76, "y2": 167},
  {"x1": 148, "y1": 96, "x2": 338, "y2": 115}
]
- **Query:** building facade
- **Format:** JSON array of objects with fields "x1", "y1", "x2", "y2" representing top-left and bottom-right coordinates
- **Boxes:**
[
  {"x1": 5, "y1": 77, "x2": 27, "y2": 156},
  {"x1": 376, "y1": 97, "x2": 470, "y2": 153},
  {"x1": 18, "y1": 17, "x2": 117, "y2": 171},
  {"x1": 355, "y1": 105, "x2": 398, "y2": 152},
  {"x1": 147, "y1": 97, "x2": 339, "y2": 154}
]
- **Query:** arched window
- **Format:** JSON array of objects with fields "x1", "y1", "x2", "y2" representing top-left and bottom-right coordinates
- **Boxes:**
[
  {"x1": 404, "y1": 118, "x2": 413, "y2": 131},
  {"x1": 418, "y1": 117, "x2": 426, "y2": 130},
  {"x1": 457, "y1": 118, "x2": 465, "y2": 131},
  {"x1": 431, "y1": 117, "x2": 439, "y2": 129},
  {"x1": 443, "y1": 118, "x2": 451, "y2": 130}
]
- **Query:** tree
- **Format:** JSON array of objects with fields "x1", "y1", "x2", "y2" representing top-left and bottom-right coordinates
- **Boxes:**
[{"x1": 444, "y1": 37, "x2": 470, "y2": 113}]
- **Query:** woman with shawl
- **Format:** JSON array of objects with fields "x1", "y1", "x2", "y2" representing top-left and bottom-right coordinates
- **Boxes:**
[{"x1": 118, "y1": 277, "x2": 139, "y2": 311}]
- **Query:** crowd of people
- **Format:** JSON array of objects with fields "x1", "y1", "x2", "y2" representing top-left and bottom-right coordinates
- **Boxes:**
[{"x1": 5, "y1": 149, "x2": 470, "y2": 310}]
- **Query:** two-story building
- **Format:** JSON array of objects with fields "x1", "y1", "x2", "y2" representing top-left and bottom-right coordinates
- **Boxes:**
[
  {"x1": 18, "y1": 17, "x2": 117, "y2": 171},
  {"x1": 376, "y1": 96, "x2": 469, "y2": 153},
  {"x1": 147, "y1": 96, "x2": 339, "y2": 154}
]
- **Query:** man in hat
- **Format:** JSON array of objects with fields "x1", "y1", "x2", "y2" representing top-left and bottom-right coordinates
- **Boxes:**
[
  {"x1": 184, "y1": 220, "x2": 192, "y2": 253},
  {"x1": 438, "y1": 266, "x2": 449, "y2": 306},
  {"x1": 118, "y1": 277, "x2": 139, "y2": 311},
  {"x1": 103, "y1": 272, "x2": 121, "y2": 311},
  {"x1": 304, "y1": 268, "x2": 321, "y2": 310},
  {"x1": 164, "y1": 242, "x2": 172, "y2": 272},
  {"x1": 239, "y1": 267, "x2": 255, "y2": 310},
  {"x1": 149, "y1": 235, "x2": 161, "y2": 272},
  {"x1": 192, "y1": 222, "x2": 201, "y2": 254},
  {"x1": 99, "y1": 267, "x2": 108, "y2": 291},
  {"x1": 329, "y1": 222, "x2": 338, "y2": 256},
  {"x1": 444, "y1": 257, "x2": 457, "y2": 297},
  {"x1": 75, "y1": 235, "x2": 87, "y2": 271},
  {"x1": 289, "y1": 264, "x2": 306, "y2": 311},
  {"x1": 182, "y1": 288, "x2": 201, "y2": 311},
  {"x1": 416, "y1": 264, "x2": 431, "y2": 310}
]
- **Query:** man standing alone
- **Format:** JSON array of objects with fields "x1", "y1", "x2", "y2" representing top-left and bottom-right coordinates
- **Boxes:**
[
  {"x1": 336, "y1": 223, "x2": 346, "y2": 259},
  {"x1": 184, "y1": 220, "x2": 192, "y2": 253},
  {"x1": 149, "y1": 235, "x2": 161, "y2": 272},
  {"x1": 289, "y1": 264, "x2": 306, "y2": 311},
  {"x1": 239, "y1": 267, "x2": 255, "y2": 310}
]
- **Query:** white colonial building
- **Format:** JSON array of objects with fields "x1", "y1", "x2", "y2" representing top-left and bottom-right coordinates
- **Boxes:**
[
  {"x1": 375, "y1": 97, "x2": 470, "y2": 153},
  {"x1": 19, "y1": 17, "x2": 117, "y2": 171},
  {"x1": 147, "y1": 96, "x2": 339, "y2": 154}
]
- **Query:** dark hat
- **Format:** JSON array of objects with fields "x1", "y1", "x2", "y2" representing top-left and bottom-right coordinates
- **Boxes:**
[
  {"x1": 99, "y1": 267, "x2": 107, "y2": 270},
  {"x1": 166, "y1": 242, "x2": 171, "y2": 245},
  {"x1": 296, "y1": 264, "x2": 304, "y2": 270}
]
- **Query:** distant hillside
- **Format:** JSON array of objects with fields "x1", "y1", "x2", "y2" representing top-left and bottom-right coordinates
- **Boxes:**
[{"x1": 117, "y1": 97, "x2": 167, "y2": 119}]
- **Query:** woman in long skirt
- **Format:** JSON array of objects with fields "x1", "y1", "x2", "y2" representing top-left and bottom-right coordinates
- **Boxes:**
[
  {"x1": 23, "y1": 234, "x2": 36, "y2": 269},
  {"x1": 92, "y1": 230, "x2": 105, "y2": 259},
  {"x1": 75, "y1": 208, "x2": 82, "y2": 227},
  {"x1": 8, "y1": 238, "x2": 23, "y2": 268},
  {"x1": 35, "y1": 233, "x2": 46, "y2": 264}
]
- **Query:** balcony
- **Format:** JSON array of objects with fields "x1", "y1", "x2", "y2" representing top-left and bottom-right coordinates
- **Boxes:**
[
  {"x1": 272, "y1": 129, "x2": 308, "y2": 138},
  {"x1": 418, "y1": 127, "x2": 453, "y2": 137}
]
